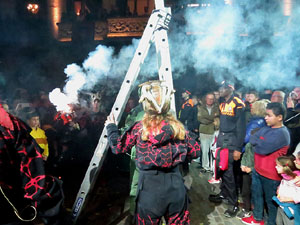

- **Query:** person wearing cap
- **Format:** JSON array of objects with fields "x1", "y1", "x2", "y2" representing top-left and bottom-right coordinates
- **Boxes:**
[
  {"x1": 178, "y1": 90, "x2": 198, "y2": 133},
  {"x1": 105, "y1": 80, "x2": 200, "y2": 224},
  {"x1": 178, "y1": 90, "x2": 199, "y2": 180},
  {"x1": 27, "y1": 110, "x2": 49, "y2": 161},
  {"x1": 209, "y1": 81, "x2": 246, "y2": 218}
]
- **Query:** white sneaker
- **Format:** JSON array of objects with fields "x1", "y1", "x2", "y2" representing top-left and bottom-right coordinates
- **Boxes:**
[
  {"x1": 208, "y1": 177, "x2": 221, "y2": 184},
  {"x1": 236, "y1": 209, "x2": 252, "y2": 219}
]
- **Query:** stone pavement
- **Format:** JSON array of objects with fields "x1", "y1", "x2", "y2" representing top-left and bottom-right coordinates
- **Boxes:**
[
  {"x1": 186, "y1": 162, "x2": 244, "y2": 225},
  {"x1": 77, "y1": 162, "x2": 247, "y2": 225},
  {"x1": 114, "y1": 162, "x2": 245, "y2": 225}
]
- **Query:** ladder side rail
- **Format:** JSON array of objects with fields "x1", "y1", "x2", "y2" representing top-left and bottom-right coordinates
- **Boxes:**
[
  {"x1": 153, "y1": 6, "x2": 176, "y2": 115},
  {"x1": 155, "y1": 30, "x2": 176, "y2": 114},
  {"x1": 155, "y1": 0, "x2": 165, "y2": 9},
  {"x1": 71, "y1": 10, "x2": 167, "y2": 224}
]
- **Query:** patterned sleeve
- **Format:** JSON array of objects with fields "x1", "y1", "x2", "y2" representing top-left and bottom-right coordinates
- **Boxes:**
[
  {"x1": 1, "y1": 115, "x2": 63, "y2": 221},
  {"x1": 106, "y1": 122, "x2": 139, "y2": 154},
  {"x1": 15, "y1": 118, "x2": 63, "y2": 203},
  {"x1": 185, "y1": 131, "x2": 201, "y2": 159}
]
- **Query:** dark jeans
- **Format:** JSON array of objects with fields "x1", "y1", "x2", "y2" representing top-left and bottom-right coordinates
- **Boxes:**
[
  {"x1": 220, "y1": 150, "x2": 239, "y2": 206},
  {"x1": 251, "y1": 169, "x2": 280, "y2": 225},
  {"x1": 242, "y1": 172, "x2": 252, "y2": 211}
]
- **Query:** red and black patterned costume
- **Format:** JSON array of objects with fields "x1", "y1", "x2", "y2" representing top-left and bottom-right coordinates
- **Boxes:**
[
  {"x1": 0, "y1": 105, "x2": 64, "y2": 224},
  {"x1": 106, "y1": 120, "x2": 200, "y2": 225}
]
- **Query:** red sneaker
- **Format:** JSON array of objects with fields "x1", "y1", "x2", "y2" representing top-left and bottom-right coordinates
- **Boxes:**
[
  {"x1": 241, "y1": 215, "x2": 264, "y2": 225},
  {"x1": 208, "y1": 177, "x2": 221, "y2": 184}
]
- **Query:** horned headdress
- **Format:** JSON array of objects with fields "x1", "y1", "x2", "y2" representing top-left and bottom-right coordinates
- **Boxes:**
[{"x1": 138, "y1": 80, "x2": 175, "y2": 115}]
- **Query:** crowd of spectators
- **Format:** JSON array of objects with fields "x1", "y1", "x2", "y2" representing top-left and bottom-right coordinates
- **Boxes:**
[
  {"x1": 176, "y1": 84, "x2": 300, "y2": 225},
  {"x1": 1, "y1": 82, "x2": 300, "y2": 224}
]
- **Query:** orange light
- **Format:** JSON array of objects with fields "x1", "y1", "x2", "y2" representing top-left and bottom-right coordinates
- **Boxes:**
[
  {"x1": 27, "y1": 3, "x2": 39, "y2": 14},
  {"x1": 74, "y1": 1, "x2": 81, "y2": 16},
  {"x1": 49, "y1": 0, "x2": 66, "y2": 39}
]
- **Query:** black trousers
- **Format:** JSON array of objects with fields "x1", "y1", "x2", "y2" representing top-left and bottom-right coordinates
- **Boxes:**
[
  {"x1": 241, "y1": 172, "x2": 252, "y2": 211},
  {"x1": 220, "y1": 150, "x2": 239, "y2": 206},
  {"x1": 136, "y1": 167, "x2": 190, "y2": 225}
]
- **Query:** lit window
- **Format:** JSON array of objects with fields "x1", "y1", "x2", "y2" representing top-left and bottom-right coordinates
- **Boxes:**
[{"x1": 27, "y1": 3, "x2": 39, "y2": 14}]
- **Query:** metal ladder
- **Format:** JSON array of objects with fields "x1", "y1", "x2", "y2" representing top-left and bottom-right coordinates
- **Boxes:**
[{"x1": 71, "y1": 0, "x2": 175, "y2": 223}]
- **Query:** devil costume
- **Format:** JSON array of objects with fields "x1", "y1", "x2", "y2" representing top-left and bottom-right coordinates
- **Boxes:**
[
  {"x1": 106, "y1": 80, "x2": 200, "y2": 224},
  {"x1": 0, "y1": 105, "x2": 64, "y2": 225},
  {"x1": 106, "y1": 120, "x2": 200, "y2": 225}
]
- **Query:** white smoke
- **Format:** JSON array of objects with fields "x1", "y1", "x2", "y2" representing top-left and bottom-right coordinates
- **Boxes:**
[
  {"x1": 49, "y1": 45, "x2": 115, "y2": 112},
  {"x1": 82, "y1": 45, "x2": 114, "y2": 89},
  {"x1": 50, "y1": 1, "x2": 300, "y2": 112},
  {"x1": 48, "y1": 38, "x2": 156, "y2": 112},
  {"x1": 168, "y1": 1, "x2": 300, "y2": 89}
]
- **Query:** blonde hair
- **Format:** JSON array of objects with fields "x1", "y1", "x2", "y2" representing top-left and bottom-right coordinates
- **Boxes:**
[
  {"x1": 276, "y1": 156, "x2": 298, "y2": 178},
  {"x1": 251, "y1": 99, "x2": 270, "y2": 117},
  {"x1": 141, "y1": 112, "x2": 186, "y2": 141},
  {"x1": 139, "y1": 80, "x2": 185, "y2": 141}
]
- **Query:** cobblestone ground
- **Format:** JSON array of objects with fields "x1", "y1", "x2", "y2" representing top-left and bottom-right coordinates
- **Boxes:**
[
  {"x1": 78, "y1": 161, "x2": 247, "y2": 225},
  {"x1": 187, "y1": 162, "x2": 244, "y2": 225},
  {"x1": 113, "y1": 162, "x2": 245, "y2": 225}
]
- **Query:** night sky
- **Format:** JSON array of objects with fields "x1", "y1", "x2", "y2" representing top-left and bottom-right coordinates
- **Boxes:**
[{"x1": 0, "y1": 0, "x2": 103, "y2": 99}]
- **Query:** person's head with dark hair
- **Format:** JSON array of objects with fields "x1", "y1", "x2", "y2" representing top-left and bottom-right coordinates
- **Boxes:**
[
  {"x1": 213, "y1": 90, "x2": 220, "y2": 101},
  {"x1": 248, "y1": 90, "x2": 259, "y2": 104},
  {"x1": 16, "y1": 106, "x2": 33, "y2": 122},
  {"x1": 26, "y1": 110, "x2": 40, "y2": 129},
  {"x1": 205, "y1": 93, "x2": 215, "y2": 107},
  {"x1": 219, "y1": 80, "x2": 234, "y2": 100},
  {"x1": 267, "y1": 102, "x2": 286, "y2": 118},
  {"x1": 265, "y1": 102, "x2": 286, "y2": 128}
]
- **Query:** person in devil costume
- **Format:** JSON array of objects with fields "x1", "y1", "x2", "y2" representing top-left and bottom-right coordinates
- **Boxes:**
[
  {"x1": 0, "y1": 104, "x2": 66, "y2": 225},
  {"x1": 105, "y1": 80, "x2": 201, "y2": 225}
]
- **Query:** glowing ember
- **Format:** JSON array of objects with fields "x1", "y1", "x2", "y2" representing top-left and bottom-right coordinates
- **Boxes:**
[{"x1": 54, "y1": 111, "x2": 73, "y2": 125}]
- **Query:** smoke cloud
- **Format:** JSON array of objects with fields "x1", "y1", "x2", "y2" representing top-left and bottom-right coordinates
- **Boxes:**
[
  {"x1": 50, "y1": 1, "x2": 300, "y2": 111},
  {"x1": 49, "y1": 45, "x2": 114, "y2": 110},
  {"x1": 170, "y1": 1, "x2": 300, "y2": 90}
]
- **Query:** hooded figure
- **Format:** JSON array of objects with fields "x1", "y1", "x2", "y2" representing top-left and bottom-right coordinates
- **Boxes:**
[{"x1": 105, "y1": 80, "x2": 200, "y2": 225}]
